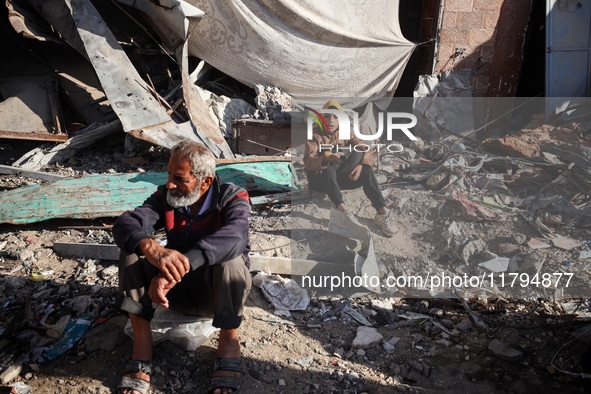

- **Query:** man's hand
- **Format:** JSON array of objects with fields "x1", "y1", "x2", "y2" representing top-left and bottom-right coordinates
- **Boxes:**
[
  {"x1": 148, "y1": 273, "x2": 176, "y2": 308},
  {"x1": 349, "y1": 165, "x2": 363, "y2": 181},
  {"x1": 137, "y1": 238, "x2": 190, "y2": 283}
]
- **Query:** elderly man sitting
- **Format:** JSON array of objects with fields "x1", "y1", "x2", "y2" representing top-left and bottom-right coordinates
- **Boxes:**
[{"x1": 113, "y1": 140, "x2": 251, "y2": 394}]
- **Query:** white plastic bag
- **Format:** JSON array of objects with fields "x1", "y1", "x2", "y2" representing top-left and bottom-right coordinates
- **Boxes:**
[{"x1": 124, "y1": 305, "x2": 218, "y2": 351}]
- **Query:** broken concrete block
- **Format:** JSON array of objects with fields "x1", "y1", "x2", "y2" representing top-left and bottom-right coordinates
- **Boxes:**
[
  {"x1": 512, "y1": 233, "x2": 527, "y2": 245},
  {"x1": 455, "y1": 316, "x2": 473, "y2": 332},
  {"x1": 479, "y1": 257, "x2": 510, "y2": 273},
  {"x1": 400, "y1": 148, "x2": 416, "y2": 160},
  {"x1": 351, "y1": 326, "x2": 383, "y2": 349},
  {"x1": 488, "y1": 339, "x2": 524, "y2": 362},
  {"x1": 0, "y1": 360, "x2": 23, "y2": 385},
  {"x1": 527, "y1": 238, "x2": 551, "y2": 249},
  {"x1": 550, "y1": 236, "x2": 582, "y2": 251}
]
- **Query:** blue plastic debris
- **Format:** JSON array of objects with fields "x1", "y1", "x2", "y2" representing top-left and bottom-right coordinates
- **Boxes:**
[{"x1": 41, "y1": 319, "x2": 91, "y2": 361}]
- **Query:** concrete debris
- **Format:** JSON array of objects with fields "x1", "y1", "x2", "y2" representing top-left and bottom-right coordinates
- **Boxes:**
[
  {"x1": 478, "y1": 257, "x2": 510, "y2": 273},
  {"x1": 253, "y1": 85, "x2": 293, "y2": 123},
  {"x1": 550, "y1": 235, "x2": 583, "y2": 251},
  {"x1": 196, "y1": 86, "x2": 255, "y2": 139},
  {"x1": 481, "y1": 123, "x2": 591, "y2": 160},
  {"x1": 527, "y1": 238, "x2": 551, "y2": 249},
  {"x1": 488, "y1": 339, "x2": 525, "y2": 362},
  {"x1": 351, "y1": 326, "x2": 384, "y2": 349}
]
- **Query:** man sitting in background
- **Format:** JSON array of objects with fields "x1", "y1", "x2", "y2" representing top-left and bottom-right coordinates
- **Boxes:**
[{"x1": 304, "y1": 100, "x2": 397, "y2": 237}]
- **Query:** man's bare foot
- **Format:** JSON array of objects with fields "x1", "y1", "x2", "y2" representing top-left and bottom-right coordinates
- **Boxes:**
[{"x1": 212, "y1": 328, "x2": 241, "y2": 394}]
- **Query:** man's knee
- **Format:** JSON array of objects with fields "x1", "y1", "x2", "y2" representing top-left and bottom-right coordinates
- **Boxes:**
[{"x1": 215, "y1": 255, "x2": 252, "y2": 291}]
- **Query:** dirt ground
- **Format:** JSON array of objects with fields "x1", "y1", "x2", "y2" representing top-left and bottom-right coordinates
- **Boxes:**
[{"x1": 1, "y1": 137, "x2": 591, "y2": 394}]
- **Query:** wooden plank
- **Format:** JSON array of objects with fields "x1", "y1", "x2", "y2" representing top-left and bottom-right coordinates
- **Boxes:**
[
  {"x1": 53, "y1": 242, "x2": 121, "y2": 261},
  {"x1": 0, "y1": 131, "x2": 68, "y2": 142}
]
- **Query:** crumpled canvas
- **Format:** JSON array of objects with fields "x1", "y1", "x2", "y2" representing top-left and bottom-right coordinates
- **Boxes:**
[{"x1": 186, "y1": 0, "x2": 416, "y2": 107}]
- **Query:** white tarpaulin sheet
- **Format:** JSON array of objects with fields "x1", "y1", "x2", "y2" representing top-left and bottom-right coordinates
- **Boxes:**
[{"x1": 186, "y1": 0, "x2": 416, "y2": 106}]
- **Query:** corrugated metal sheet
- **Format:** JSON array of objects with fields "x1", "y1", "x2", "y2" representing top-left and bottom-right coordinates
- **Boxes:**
[
  {"x1": 0, "y1": 160, "x2": 295, "y2": 224},
  {"x1": 546, "y1": 0, "x2": 591, "y2": 113}
]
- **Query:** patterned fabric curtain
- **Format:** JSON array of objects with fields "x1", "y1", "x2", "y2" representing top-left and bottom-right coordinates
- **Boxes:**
[{"x1": 187, "y1": 0, "x2": 416, "y2": 107}]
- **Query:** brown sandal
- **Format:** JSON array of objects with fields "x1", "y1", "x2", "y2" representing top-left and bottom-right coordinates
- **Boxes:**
[{"x1": 209, "y1": 357, "x2": 242, "y2": 393}]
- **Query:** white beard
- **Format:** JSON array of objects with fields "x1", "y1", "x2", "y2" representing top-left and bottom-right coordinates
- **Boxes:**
[{"x1": 166, "y1": 187, "x2": 202, "y2": 208}]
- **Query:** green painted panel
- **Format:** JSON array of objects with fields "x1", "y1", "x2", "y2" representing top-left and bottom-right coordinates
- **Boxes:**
[{"x1": 0, "y1": 161, "x2": 295, "y2": 224}]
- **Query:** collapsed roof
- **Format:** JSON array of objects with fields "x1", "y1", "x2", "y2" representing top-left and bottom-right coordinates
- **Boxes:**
[{"x1": 1, "y1": 0, "x2": 416, "y2": 156}]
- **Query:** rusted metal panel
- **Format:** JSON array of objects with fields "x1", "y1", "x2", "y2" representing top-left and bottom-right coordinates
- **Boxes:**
[
  {"x1": 0, "y1": 78, "x2": 68, "y2": 142},
  {"x1": 58, "y1": 0, "x2": 231, "y2": 156},
  {"x1": 0, "y1": 160, "x2": 295, "y2": 224},
  {"x1": 179, "y1": 38, "x2": 233, "y2": 158},
  {"x1": 232, "y1": 119, "x2": 292, "y2": 155}
]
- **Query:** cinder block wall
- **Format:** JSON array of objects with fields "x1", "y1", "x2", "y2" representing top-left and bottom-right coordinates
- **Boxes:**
[{"x1": 434, "y1": 0, "x2": 531, "y2": 97}]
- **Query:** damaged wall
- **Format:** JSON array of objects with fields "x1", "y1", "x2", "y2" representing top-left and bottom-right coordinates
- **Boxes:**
[{"x1": 434, "y1": 0, "x2": 531, "y2": 97}]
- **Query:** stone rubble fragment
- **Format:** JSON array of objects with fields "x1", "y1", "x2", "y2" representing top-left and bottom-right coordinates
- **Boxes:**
[
  {"x1": 488, "y1": 339, "x2": 524, "y2": 362},
  {"x1": 352, "y1": 326, "x2": 383, "y2": 349}
]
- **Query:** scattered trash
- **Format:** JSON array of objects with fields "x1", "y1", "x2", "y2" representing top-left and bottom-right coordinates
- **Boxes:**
[
  {"x1": 252, "y1": 272, "x2": 310, "y2": 311},
  {"x1": 441, "y1": 221, "x2": 461, "y2": 246},
  {"x1": 252, "y1": 315, "x2": 296, "y2": 327},
  {"x1": 41, "y1": 319, "x2": 91, "y2": 361},
  {"x1": 7, "y1": 382, "x2": 32, "y2": 394},
  {"x1": 344, "y1": 309, "x2": 373, "y2": 327}
]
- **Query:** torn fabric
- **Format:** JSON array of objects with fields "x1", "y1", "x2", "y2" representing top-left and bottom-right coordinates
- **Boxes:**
[{"x1": 186, "y1": 0, "x2": 416, "y2": 107}]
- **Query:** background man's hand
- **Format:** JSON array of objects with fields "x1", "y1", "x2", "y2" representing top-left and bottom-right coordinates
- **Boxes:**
[
  {"x1": 137, "y1": 238, "x2": 190, "y2": 283},
  {"x1": 148, "y1": 273, "x2": 176, "y2": 308},
  {"x1": 321, "y1": 152, "x2": 341, "y2": 165},
  {"x1": 349, "y1": 165, "x2": 362, "y2": 181},
  {"x1": 325, "y1": 153, "x2": 341, "y2": 162}
]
